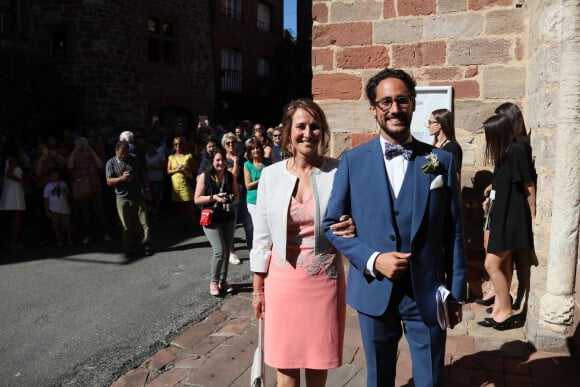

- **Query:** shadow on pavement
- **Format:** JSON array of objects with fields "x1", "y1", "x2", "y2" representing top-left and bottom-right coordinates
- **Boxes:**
[
  {"x1": 0, "y1": 206, "x2": 217, "y2": 266},
  {"x1": 401, "y1": 340, "x2": 579, "y2": 387}
]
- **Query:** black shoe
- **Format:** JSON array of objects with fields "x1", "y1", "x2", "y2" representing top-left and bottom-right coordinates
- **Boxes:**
[
  {"x1": 475, "y1": 296, "x2": 495, "y2": 306},
  {"x1": 484, "y1": 315, "x2": 521, "y2": 331},
  {"x1": 144, "y1": 247, "x2": 154, "y2": 256},
  {"x1": 477, "y1": 320, "x2": 493, "y2": 327}
]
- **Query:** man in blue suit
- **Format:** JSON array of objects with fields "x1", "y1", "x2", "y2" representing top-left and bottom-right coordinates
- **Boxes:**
[{"x1": 324, "y1": 68, "x2": 466, "y2": 387}]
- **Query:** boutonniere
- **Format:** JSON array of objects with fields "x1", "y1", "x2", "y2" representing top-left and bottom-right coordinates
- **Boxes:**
[{"x1": 421, "y1": 152, "x2": 439, "y2": 174}]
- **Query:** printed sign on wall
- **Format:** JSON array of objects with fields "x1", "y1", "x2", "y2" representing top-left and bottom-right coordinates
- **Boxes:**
[{"x1": 411, "y1": 86, "x2": 453, "y2": 144}]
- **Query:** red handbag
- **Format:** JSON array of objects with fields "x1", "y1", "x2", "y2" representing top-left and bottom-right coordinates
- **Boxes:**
[{"x1": 199, "y1": 208, "x2": 213, "y2": 226}]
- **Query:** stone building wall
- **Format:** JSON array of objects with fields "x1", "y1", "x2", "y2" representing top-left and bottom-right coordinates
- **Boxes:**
[
  {"x1": 7, "y1": 0, "x2": 213, "y2": 130},
  {"x1": 311, "y1": 0, "x2": 580, "y2": 352},
  {"x1": 312, "y1": 0, "x2": 527, "y2": 174}
]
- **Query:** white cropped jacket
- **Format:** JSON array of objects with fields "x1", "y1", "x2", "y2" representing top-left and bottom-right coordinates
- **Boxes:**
[{"x1": 249, "y1": 157, "x2": 339, "y2": 273}]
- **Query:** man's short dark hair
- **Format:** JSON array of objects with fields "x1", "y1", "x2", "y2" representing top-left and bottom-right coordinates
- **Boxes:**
[
  {"x1": 365, "y1": 68, "x2": 417, "y2": 104},
  {"x1": 116, "y1": 140, "x2": 129, "y2": 152}
]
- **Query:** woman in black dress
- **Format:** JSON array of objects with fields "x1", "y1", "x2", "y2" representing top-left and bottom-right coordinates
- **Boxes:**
[
  {"x1": 477, "y1": 103, "x2": 537, "y2": 307},
  {"x1": 428, "y1": 108, "x2": 463, "y2": 183},
  {"x1": 495, "y1": 102, "x2": 536, "y2": 223},
  {"x1": 480, "y1": 114, "x2": 534, "y2": 329}
]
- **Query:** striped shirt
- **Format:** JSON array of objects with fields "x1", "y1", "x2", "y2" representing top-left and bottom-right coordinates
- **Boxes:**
[{"x1": 105, "y1": 155, "x2": 143, "y2": 199}]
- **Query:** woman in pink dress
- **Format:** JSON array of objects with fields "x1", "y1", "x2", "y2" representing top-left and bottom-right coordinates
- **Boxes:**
[{"x1": 250, "y1": 99, "x2": 355, "y2": 387}]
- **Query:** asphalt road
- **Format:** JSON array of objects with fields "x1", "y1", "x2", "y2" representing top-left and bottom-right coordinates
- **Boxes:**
[{"x1": 0, "y1": 216, "x2": 253, "y2": 386}]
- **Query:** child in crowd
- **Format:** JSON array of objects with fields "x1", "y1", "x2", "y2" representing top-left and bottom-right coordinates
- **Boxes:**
[{"x1": 43, "y1": 168, "x2": 73, "y2": 246}]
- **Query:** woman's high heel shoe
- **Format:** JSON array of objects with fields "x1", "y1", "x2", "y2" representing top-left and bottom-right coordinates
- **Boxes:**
[
  {"x1": 475, "y1": 295, "x2": 495, "y2": 306},
  {"x1": 483, "y1": 315, "x2": 521, "y2": 331}
]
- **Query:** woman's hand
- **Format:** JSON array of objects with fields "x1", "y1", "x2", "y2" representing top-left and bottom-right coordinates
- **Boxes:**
[
  {"x1": 482, "y1": 197, "x2": 491, "y2": 213},
  {"x1": 483, "y1": 184, "x2": 492, "y2": 198},
  {"x1": 252, "y1": 292, "x2": 264, "y2": 319},
  {"x1": 214, "y1": 192, "x2": 227, "y2": 203},
  {"x1": 252, "y1": 273, "x2": 265, "y2": 319},
  {"x1": 329, "y1": 214, "x2": 356, "y2": 239}
]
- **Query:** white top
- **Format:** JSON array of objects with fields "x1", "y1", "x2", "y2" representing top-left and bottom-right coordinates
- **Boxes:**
[
  {"x1": 43, "y1": 181, "x2": 71, "y2": 214},
  {"x1": 250, "y1": 157, "x2": 339, "y2": 273},
  {"x1": 0, "y1": 160, "x2": 26, "y2": 211}
]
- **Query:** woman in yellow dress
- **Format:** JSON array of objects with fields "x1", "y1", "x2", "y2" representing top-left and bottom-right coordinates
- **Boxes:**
[{"x1": 167, "y1": 136, "x2": 197, "y2": 225}]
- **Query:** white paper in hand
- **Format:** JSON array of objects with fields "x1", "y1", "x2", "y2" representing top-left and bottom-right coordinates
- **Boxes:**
[{"x1": 436, "y1": 285, "x2": 450, "y2": 330}]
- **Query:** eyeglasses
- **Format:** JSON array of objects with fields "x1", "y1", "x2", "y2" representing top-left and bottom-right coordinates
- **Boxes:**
[
  {"x1": 427, "y1": 120, "x2": 439, "y2": 125},
  {"x1": 373, "y1": 96, "x2": 412, "y2": 111}
]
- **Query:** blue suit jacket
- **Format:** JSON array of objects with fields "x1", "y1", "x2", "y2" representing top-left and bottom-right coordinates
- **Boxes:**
[{"x1": 324, "y1": 137, "x2": 466, "y2": 327}]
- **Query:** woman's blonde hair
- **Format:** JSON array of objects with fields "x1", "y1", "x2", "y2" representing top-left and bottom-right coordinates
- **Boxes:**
[{"x1": 221, "y1": 132, "x2": 239, "y2": 148}]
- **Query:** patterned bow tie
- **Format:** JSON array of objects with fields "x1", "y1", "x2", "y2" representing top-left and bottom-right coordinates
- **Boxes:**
[{"x1": 384, "y1": 141, "x2": 413, "y2": 160}]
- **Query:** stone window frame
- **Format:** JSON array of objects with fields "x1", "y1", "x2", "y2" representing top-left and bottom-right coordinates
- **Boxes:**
[
  {"x1": 221, "y1": 47, "x2": 243, "y2": 93},
  {"x1": 222, "y1": 0, "x2": 242, "y2": 22},
  {"x1": 256, "y1": 2, "x2": 272, "y2": 33},
  {"x1": 0, "y1": 0, "x2": 24, "y2": 36},
  {"x1": 256, "y1": 56, "x2": 272, "y2": 96},
  {"x1": 41, "y1": 23, "x2": 75, "y2": 62},
  {"x1": 147, "y1": 16, "x2": 179, "y2": 65}
]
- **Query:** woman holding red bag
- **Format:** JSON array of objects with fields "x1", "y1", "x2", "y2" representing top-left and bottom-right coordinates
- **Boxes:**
[{"x1": 194, "y1": 148, "x2": 239, "y2": 297}]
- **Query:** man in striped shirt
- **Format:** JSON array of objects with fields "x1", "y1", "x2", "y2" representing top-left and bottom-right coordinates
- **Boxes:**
[{"x1": 106, "y1": 141, "x2": 152, "y2": 258}]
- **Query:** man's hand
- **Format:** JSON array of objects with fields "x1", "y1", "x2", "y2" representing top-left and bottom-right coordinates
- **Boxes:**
[
  {"x1": 447, "y1": 302, "x2": 463, "y2": 329},
  {"x1": 329, "y1": 215, "x2": 356, "y2": 238},
  {"x1": 374, "y1": 252, "x2": 411, "y2": 279}
]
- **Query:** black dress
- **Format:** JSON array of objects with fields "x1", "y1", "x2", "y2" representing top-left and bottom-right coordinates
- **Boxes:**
[
  {"x1": 442, "y1": 141, "x2": 463, "y2": 174},
  {"x1": 487, "y1": 144, "x2": 534, "y2": 253}
]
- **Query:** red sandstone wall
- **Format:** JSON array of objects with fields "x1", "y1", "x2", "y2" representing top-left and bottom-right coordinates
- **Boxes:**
[{"x1": 312, "y1": 0, "x2": 527, "y2": 166}]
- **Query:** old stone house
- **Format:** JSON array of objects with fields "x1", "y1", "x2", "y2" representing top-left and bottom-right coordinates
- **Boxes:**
[
  {"x1": 0, "y1": 0, "x2": 287, "y2": 139},
  {"x1": 311, "y1": 0, "x2": 579, "y2": 353}
]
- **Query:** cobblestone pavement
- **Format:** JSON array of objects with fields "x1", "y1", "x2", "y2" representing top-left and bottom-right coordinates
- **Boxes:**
[{"x1": 111, "y1": 293, "x2": 579, "y2": 387}]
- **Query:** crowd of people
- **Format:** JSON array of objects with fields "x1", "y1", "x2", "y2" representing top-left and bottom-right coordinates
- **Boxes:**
[
  {"x1": 0, "y1": 67, "x2": 537, "y2": 387},
  {"x1": 0, "y1": 120, "x2": 284, "y2": 255}
]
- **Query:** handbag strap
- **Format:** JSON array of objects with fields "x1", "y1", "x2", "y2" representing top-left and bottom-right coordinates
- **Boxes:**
[{"x1": 258, "y1": 314, "x2": 263, "y2": 352}]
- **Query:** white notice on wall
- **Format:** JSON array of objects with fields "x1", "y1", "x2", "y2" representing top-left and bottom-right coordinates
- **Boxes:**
[{"x1": 411, "y1": 86, "x2": 453, "y2": 144}]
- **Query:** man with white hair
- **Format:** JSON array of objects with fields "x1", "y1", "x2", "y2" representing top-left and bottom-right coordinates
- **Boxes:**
[
  {"x1": 119, "y1": 130, "x2": 136, "y2": 153},
  {"x1": 119, "y1": 130, "x2": 134, "y2": 144}
]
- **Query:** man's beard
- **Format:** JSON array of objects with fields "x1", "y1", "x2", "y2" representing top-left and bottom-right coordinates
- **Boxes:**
[{"x1": 377, "y1": 114, "x2": 411, "y2": 140}]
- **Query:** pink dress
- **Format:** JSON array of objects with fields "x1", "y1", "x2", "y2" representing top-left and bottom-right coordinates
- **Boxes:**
[{"x1": 264, "y1": 196, "x2": 346, "y2": 370}]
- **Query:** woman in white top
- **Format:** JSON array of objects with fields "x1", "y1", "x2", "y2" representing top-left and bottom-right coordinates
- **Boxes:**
[{"x1": 0, "y1": 146, "x2": 26, "y2": 250}]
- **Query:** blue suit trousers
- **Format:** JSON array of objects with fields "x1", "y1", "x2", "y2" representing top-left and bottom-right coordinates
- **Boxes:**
[{"x1": 357, "y1": 280, "x2": 447, "y2": 387}]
